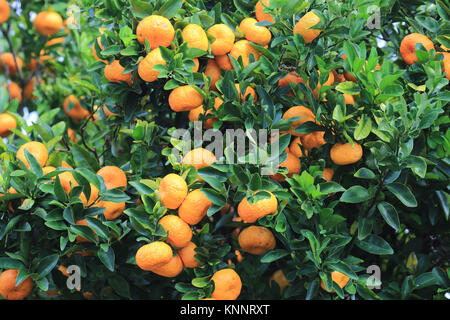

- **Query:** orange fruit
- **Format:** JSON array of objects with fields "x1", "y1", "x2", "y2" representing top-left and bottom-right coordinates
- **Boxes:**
[
  {"x1": 42, "y1": 166, "x2": 56, "y2": 176},
  {"x1": 97, "y1": 166, "x2": 127, "y2": 190},
  {"x1": 330, "y1": 142, "x2": 363, "y2": 165},
  {"x1": 269, "y1": 269, "x2": 291, "y2": 293},
  {"x1": 104, "y1": 60, "x2": 132, "y2": 86},
  {"x1": 215, "y1": 54, "x2": 233, "y2": 71},
  {"x1": 270, "y1": 151, "x2": 301, "y2": 182},
  {"x1": 278, "y1": 72, "x2": 305, "y2": 88},
  {"x1": 150, "y1": 253, "x2": 184, "y2": 278},
  {"x1": 192, "y1": 58, "x2": 200, "y2": 72},
  {"x1": 46, "y1": 37, "x2": 65, "y2": 47},
  {"x1": 289, "y1": 136, "x2": 303, "y2": 158},
  {"x1": 343, "y1": 93, "x2": 355, "y2": 105},
  {"x1": 16, "y1": 141, "x2": 48, "y2": 168},
  {"x1": 205, "y1": 59, "x2": 221, "y2": 90},
  {"x1": 67, "y1": 127, "x2": 77, "y2": 143},
  {"x1": 92, "y1": 37, "x2": 106, "y2": 63},
  {"x1": 182, "y1": 148, "x2": 216, "y2": 180},
  {"x1": 320, "y1": 271, "x2": 350, "y2": 293},
  {"x1": 135, "y1": 241, "x2": 173, "y2": 271},
  {"x1": 178, "y1": 189, "x2": 212, "y2": 225},
  {"x1": 177, "y1": 241, "x2": 200, "y2": 268},
  {"x1": 235, "y1": 249, "x2": 243, "y2": 263},
  {"x1": 293, "y1": 11, "x2": 322, "y2": 44},
  {"x1": 188, "y1": 105, "x2": 216, "y2": 129},
  {"x1": 158, "y1": 214, "x2": 192, "y2": 248},
  {"x1": 0, "y1": 53, "x2": 23, "y2": 76},
  {"x1": 34, "y1": 11, "x2": 63, "y2": 36},
  {"x1": 239, "y1": 17, "x2": 272, "y2": 47},
  {"x1": 400, "y1": 33, "x2": 434, "y2": 65},
  {"x1": 63, "y1": 95, "x2": 90, "y2": 122},
  {"x1": 282, "y1": 106, "x2": 316, "y2": 137},
  {"x1": 136, "y1": 15, "x2": 175, "y2": 49},
  {"x1": 255, "y1": 0, "x2": 274, "y2": 23},
  {"x1": 237, "y1": 190, "x2": 277, "y2": 223},
  {"x1": 168, "y1": 85, "x2": 204, "y2": 112},
  {"x1": 0, "y1": 0, "x2": 10, "y2": 24},
  {"x1": 46, "y1": 290, "x2": 59, "y2": 296},
  {"x1": 159, "y1": 173, "x2": 188, "y2": 209},
  {"x1": 208, "y1": 24, "x2": 235, "y2": 56},
  {"x1": 307, "y1": 71, "x2": 335, "y2": 99},
  {"x1": 322, "y1": 168, "x2": 334, "y2": 182},
  {"x1": 235, "y1": 83, "x2": 257, "y2": 103},
  {"x1": 58, "y1": 265, "x2": 70, "y2": 277},
  {"x1": 0, "y1": 113, "x2": 16, "y2": 138},
  {"x1": 0, "y1": 269, "x2": 33, "y2": 300},
  {"x1": 97, "y1": 201, "x2": 125, "y2": 220},
  {"x1": 300, "y1": 131, "x2": 326, "y2": 152},
  {"x1": 442, "y1": 52, "x2": 450, "y2": 80},
  {"x1": 138, "y1": 47, "x2": 166, "y2": 82},
  {"x1": 182, "y1": 24, "x2": 209, "y2": 51},
  {"x1": 24, "y1": 77, "x2": 37, "y2": 101},
  {"x1": 230, "y1": 40, "x2": 260, "y2": 67},
  {"x1": 238, "y1": 225, "x2": 276, "y2": 255},
  {"x1": 211, "y1": 269, "x2": 242, "y2": 300},
  {"x1": 5, "y1": 82, "x2": 22, "y2": 103}
]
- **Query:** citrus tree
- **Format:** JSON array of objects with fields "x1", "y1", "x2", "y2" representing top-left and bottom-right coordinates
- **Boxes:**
[{"x1": 0, "y1": 0, "x2": 449, "y2": 300}]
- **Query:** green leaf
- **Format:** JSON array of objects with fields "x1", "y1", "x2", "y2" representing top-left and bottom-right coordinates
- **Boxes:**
[
  {"x1": 377, "y1": 201, "x2": 400, "y2": 232},
  {"x1": 405, "y1": 155, "x2": 427, "y2": 178},
  {"x1": 340, "y1": 185, "x2": 370, "y2": 203},
  {"x1": 354, "y1": 168, "x2": 376, "y2": 179},
  {"x1": 36, "y1": 254, "x2": 59, "y2": 279},
  {"x1": 354, "y1": 115, "x2": 372, "y2": 140},
  {"x1": 385, "y1": 183, "x2": 417, "y2": 207},
  {"x1": 260, "y1": 249, "x2": 290, "y2": 263},
  {"x1": 335, "y1": 81, "x2": 360, "y2": 95},
  {"x1": 108, "y1": 274, "x2": 131, "y2": 298},
  {"x1": 98, "y1": 246, "x2": 115, "y2": 272},
  {"x1": 24, "y1": 149, "x2": 43, "y2": 177},
  {"x1": 157, "y1": 0, "x2": 183, "y2": 19},
  {"x1": 356, "y1": 234, "x2": 394, "y2": 255}
]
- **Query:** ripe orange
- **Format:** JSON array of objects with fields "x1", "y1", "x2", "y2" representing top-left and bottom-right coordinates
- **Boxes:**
[
  {"x1": 442, "y1": 52, "x2": 450, "y2": 80},
  {"x1": 208, "y1": 24, "x2": 235, "y2": 56},
  {"x1": 343, "y1": 93, "x2": 355, "y2": 105},
  {"x1": 278, "y1": 72, "x2": 304, "y2": 88},
  {"x1": 255, "y1": 0, "x2": 274, "y2": 23},
  {"x1": 205, "y1": 59, "x2": 221, "y2": 90},
  {"x1": 24, "y1": 77, "x2": 37, "y2": 101},
  {"x1": 16, "y1": 141, "x2": 48, "y2": 168},
  {"x1": 159, "y1": 173, "x2": 188, "y2": 209},
  {"x1": 0, "y1": 0, "x2": 10, "y2": 24},
  {"x1": 269, "y1": 269, "x2": 291, "y2": 293},
  {"x1": 0, "y1": 113, "x2": 16, "y2": 137},
  {"x1": 238, "y1": 225, "x2": 276, "y2": 255},
  {"x1": 237, "y1": 190, "x2": 278, "y2": 223},
  {"x1": 135, "y1": 241, "x2": 173, "y2": 271},
  {"x1": 192, "y1": 58, "x2": 200, "y2": 72},
  {"x1": 158, "y1": 214, "x2": 192, "y2": 248},
  {"x1": 97, "y1": 166, "x2": 127, "y2": 190},
  {"x1": 320, "y1": 271, "x2": 350, "y2": 293},
  {"x1": 92, "y1": 37, "x2": 106, "y2": 63},
  {"x1": 97, "y1": 201, "x2": 125, "y2": 220},
  {"x1": 138, "y1": 47, "x2": 166, "y2": 82},
  {"x1": 215, "y1": 54, "x2": 233, "y2": 71},
  {"x1": 293, "y1": 11, "x2": 322, "y2": 44},
  {"x1": 400, "y1": 33, "x2": 434, "y2": 65},
  {"x1": 289, "y1": 136, "x2": 303, "y2": 158},
  {"x1": 182, "y1": 24, "x2": 209, "y2": 51},
  {"x1": 270, "y1": 151, "x2": 301, "y2": 182},
  {"x1": 67, "y1": 127, "x2": 77, "y2": 143},
  {"x1": 104, "y1": 60, "x2": 132, "y2": 86},
  {"x1": 63, "y1": 95, "x2": 90, "y2": 122},
  {"x1": 5, "y1": 82, "x2": 22, "y2": 103},
  {"x1": 46, "y1": 37, "x2": 65, "y2": 47},
  {"x1": 188, "y1": 105, "x2": 216, "y2": 129},
  {"x1": 168, "y1": 85, "x2": 204, "y2": 112},
  {"x1": 150, "y1": 253, "x2": 184, "y2": 278},
  {"x1": 230, "y1": 40, "x2": 260, "y2": 67},
  {"x1": 322, "y1": 168, "x2": 334, "y2": 182},
  {"x1": 239, "y1": 17, "x2": 272, "y2": 47},
  {"x1": 301, "y1": 131, "x2": 326, "y2": 152},
  {"x1": 178, "y1": 189, "x2": 212, "y2": 225},
  {"x1": 330, "y1": 142, "x2": 363, "y2": 165},
  {"x1": 177, "y1": 241, "x2": 200, "y2": 268},
  {"x1": 42, "y1": 166, "x2": 56, "y2": 177},
  {"x1": 235, "y1": 83, "x2": 257, "y2": 103},
  {"x1": 34, "y1": 11, "x2": 63, "y2": 36},
  {"x1": 307, "y1": 71, "x2": 335, "y2": 99},
  {"x1": 182, "y1": 148, "x2": 216, "y2": 180},
  {"x1": 282, "y1": 106, "x2": 316, "y2": 137},
  {"x1": 0, "y1": 53, "x2": 23, "y2": 76},
  {"x1": 0, "y1": 269, "x2": 34, "y2": 300},
  {"x1": 211, "y1": 269, "x2": 242, "y2": 300},
  {"x1": 136, "y1": 15, "x2": 175, "y2": 49}
]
